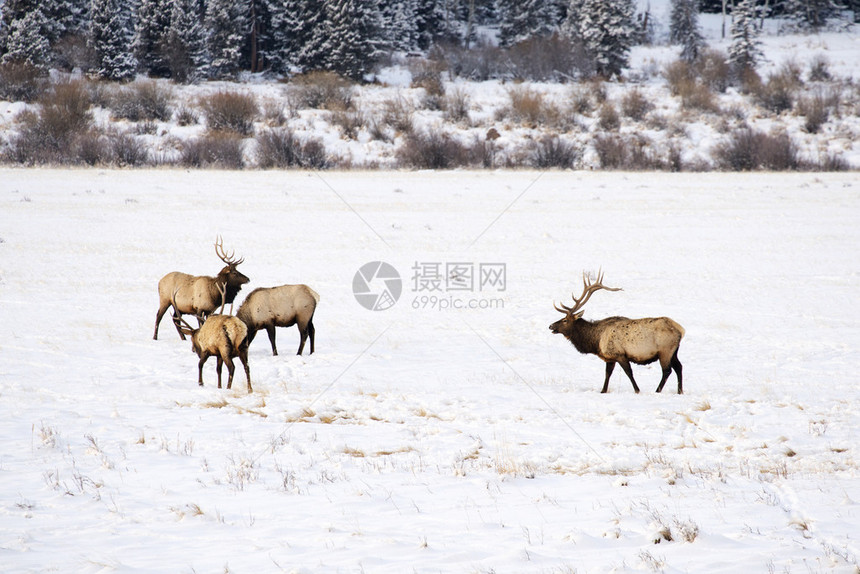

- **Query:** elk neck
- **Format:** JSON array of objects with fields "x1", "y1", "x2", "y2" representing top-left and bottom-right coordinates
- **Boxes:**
[{"x1": 562, "y1": 317, "x2": 602, "y2": 355}]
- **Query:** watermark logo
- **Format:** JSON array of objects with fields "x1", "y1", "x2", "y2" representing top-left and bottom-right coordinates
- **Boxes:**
[{"x1": 353, "y1": 261, "x2": 402, "y2": 311}]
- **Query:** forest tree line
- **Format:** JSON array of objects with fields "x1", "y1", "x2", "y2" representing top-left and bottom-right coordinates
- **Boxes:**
[{"x1": 0, "y1": 0, "x2": 857, "y2": 84}]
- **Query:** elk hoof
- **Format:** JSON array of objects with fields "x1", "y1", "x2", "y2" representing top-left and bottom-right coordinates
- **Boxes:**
[{"x1": 198, "y1": 382, "x2": 204, "y2": 387}]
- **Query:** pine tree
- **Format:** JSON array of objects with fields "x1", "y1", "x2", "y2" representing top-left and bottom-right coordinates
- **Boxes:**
[
  {"x1": 1, "y1": 8, "x2": 53, "y2": 69},
  {"x1": 134, "y1": 0, "x2": 172, "y2": 76},
  {"x1": 498, "y1": 0, "x2": 560, "y2": 47},
  {"x1": 414, "y1": 0, "x2": 462, "y2": 49},
  {"x1": 728, "y1": 0, "x2": 762, "y2": 72},
  {"x1": 163, "y1": 0, "x2": 209, "y2": 82},
  {"x1": 205, "y1": 0, "x2": 246, "y2": 78},
  {"x1": 781, "y1": 0, "x2": 845, "y2": 29},
  {"x1": 669, "y1": 0, "x2": 705, "y2": 62},
  {"x1": 321, "y1": 0, "x2": 384, "y2": 80},
  {"x1": 89, "y1": 0, "x2": 137, "y2": 80},
  {"x1": 566, "y1": 0, "x2": 636, "y2": 78},
  {"x1": 378, "y1": 0, "x2": 420, "y2": 52}
]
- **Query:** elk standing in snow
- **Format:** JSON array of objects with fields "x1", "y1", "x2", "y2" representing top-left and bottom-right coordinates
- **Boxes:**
[
  {"x1": 173, "y1": 288, "x2": 252, "y2": 392},
  {"x1": 236, "y1": 284, "x2": 320, "y2": 356},
  {"x1": 549, "y1": 272, "x2": 685, "y2": 394},
  {"x1": 153, "y1": 237, "x2": 250, "y2": 340}
]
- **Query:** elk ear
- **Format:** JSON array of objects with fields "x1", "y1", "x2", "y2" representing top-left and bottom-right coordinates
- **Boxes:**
[{"x1": 573, "y1": 311, "x2": 584, "y2": 320}]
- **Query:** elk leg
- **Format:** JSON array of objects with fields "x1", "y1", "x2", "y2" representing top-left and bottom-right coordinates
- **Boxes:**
[
  {"x1": 672, "y1": 352, "x2": 683, "y2": 394},
  {"x1": 197, "y1": 355, "x2": 209, "y2": 386},
  {"x1": 239, "y1": 350, "x2": 252, "y2": 393},
  {"x1": 266, "y1": 326, "x2": 278, "y2": 356},
  {"x1": 601, "y1": 362, "x2": 616, "y2": 393},
  {"x1": 656, "y1": 365, "x2": 672, "y2": 393},
  {"x1": 297, "y1": 323, "x2": 308, "y2": 356},
  {"x1": 154, "y1": 302, "x2": 172, "y2": 340},
  {"x1": 223, "y1": 356, "x2": 235, "y2": 390},
  {"x1": 307, "y1": 320, "x2": 315, "y2": 355},
  {"x1": 216, "y1": 357, "x2": 223, "y2": 388},
  {"x1": 617, "y1": 358, "x2": 640, "y2": 394}
]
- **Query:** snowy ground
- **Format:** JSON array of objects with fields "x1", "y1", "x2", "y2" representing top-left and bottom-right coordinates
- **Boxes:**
[{"x1": 0, "y1": 168, "x2": 858, "y2": 573}]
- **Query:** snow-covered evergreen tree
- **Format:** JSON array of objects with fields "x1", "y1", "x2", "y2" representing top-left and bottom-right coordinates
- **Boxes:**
[
  {"x1": 728, "y1": 0, "x2": 762, "y2": 72},
  {"x1": 89, "y1": 0, "x2": 137, "y2": 80},
  {"x1": 321, "y1": 0, "x2": 383, "y2": 80},
  {"x1": 1, "y1": 7, "x2": 53, "y2": 69},
  {"x1": 378, "y1": 0, "x2": 420, "y2": 52},
  {"x1": 414, "y1": 0, "x2": 462, "y2": 49},
  {"x1": 566, "y1": 0, "x2": 636, "y2": 78},
  {"x1": 163, "y1": 0, "x2": 209, "y2": 82},
  {"x1": 781, "y1": 0, "x2": 845, "y2": 30},
  {"x1": 205, "y1": 0, "x2": 246, "y2": 78},
  {"x1": 134, "y1": 0, "x2": 172, "y2": 76},
  {"x1": 669, "y1": 0, "x2": 705, "y2": 62},
  {"x1": 271, "y1": 0, "x2": 328, "y2": 72},
  {"x1": 498, "y1": 0, "x2": 559, "y2": 47}
]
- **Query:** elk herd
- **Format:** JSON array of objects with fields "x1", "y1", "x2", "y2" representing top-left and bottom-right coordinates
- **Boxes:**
[
  {"x1": 155, "y1": 239, "x2": 683, "y2": 395},
  {"x1": 154, "y1": 237, "x2": 319, "y2": 393}
]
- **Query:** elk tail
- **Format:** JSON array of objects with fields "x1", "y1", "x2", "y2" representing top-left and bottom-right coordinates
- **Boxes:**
[{"x1": 307, "y1": 287, "x2": 321, "y2": 303}]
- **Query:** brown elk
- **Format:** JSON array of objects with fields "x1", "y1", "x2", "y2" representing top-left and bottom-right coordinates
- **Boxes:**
[
  {"x1": 236, "y1": 284, "x2": 320, "y2": 356},
  {"x1": 173, "y1": 289, "x2": 252, "y2": 392},
  {"x1": 153, "y1": 237, "x2": 250, "y2": 340},
  {"x1": 549, "y1": 272, "x2": 685, "y2": 394}
]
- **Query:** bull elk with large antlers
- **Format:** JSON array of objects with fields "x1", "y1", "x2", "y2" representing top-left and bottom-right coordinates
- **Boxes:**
[
  {"x1": 153, "y1": 236, "x2": 250, "y2": 340},
  {"x1": 549, "y1": 272, "x2": 685, "y2": 394}
]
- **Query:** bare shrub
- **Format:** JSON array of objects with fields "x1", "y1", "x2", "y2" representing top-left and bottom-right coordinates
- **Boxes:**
[
  {"x1": 108, "y1": 131, "x2": 149, "y2": 166},
  {"x1": 814, "y1": 151, "x2": 849, "y2": 171},
  {"x1": 797, "y1": 92, "x2": 830, "y2": 133},
  {"x1": 180, "y1": 133, "x2": 245, "y2": 168},
  {"x1": 381, "y1": 95, "x2": 414, "y2": 135},
  {"x1": 621, "y1": 88, "x2": 653, "y2": 121},
  {"x1": 51, "y1": 33, "x2": 98, "y2": 73},
  {"x1": 6, "y1": 81, "x2": 92, "y2": 164},
  {"x1": 290, "y1": 71, "x2": 354, "y2": 110},
  {"x1": 529, "y1": 135, "x2": 580, "y2": 169},
  {"x1": 396, "y1": 128, "x2": 472, "y2": 169},
  {"x1": 713, "y1": 127, "x2": 801, "y2": 171},
  {"x1": 665, "y1": 59, "x2": 694, "y2": 96},
  {"x1": 442, "y1": 86, "x2": 471, "y2": 123},
  {"x1": 431, "y1": 34, "x2": 593, "y2": 82},
  {"x1": 175, "y1": 105, "x2": 199, "y2": 126},
  {"x1": 108, "y1": 80, "x2": 174, "y2": 121},
  {"x1": 199, "y1": 91, "x2": 258, "y2": 135},
  {"x1": 255, "y1": 127, "x2": 329, "y2": 169},
  {"x1": 409, "y1": 59, "x2": 446, "y2": 98},
  {"x1": 0, "y1": 61, "x2": 48, "y2": 102},
  {"x1": 569, "y1": 85, "x2": 594, "y2": 115},
  {"x1": 755, "y1": 70, "x2": 798, "y2": 114},
  {"x1": 593, "y1": 133, "x2": 663, "y2": 170},
  {"x1": 74, "y1": 130, "x2": 111, "y2": 166},
  {"x1": 696, "y1": 49, "x2": 731, "y2": 93},
  {"x1": 262, "y1": 99, "x2": 290, "y2": 126},
  {"x1": 597, "y1": 102, "x2": 620, "y2": 131},
  {"x1": 42, "y1": 80, "x2": 93, "y2": 133},
  {"x1": 502, "y1": 86, "x2": 560, "y2": 127},
  {"x1": 808, "y1": 54, "x2": 832, "y2": 82},
  {"x1": 503, "y1": 34, "x2": 594, "y2": 82},
  {"x1": 666, "y1": 59, "x2": 718, "y2": 112},
  {"x1": 330, "y1": 108, "x2": 365, "y2": 140}
]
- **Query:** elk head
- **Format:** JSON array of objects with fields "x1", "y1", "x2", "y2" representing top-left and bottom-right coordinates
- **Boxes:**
[
  {"x1": 549, "y1": 270, "x2": 621, "y2": 334},
  {"x1": 214, "y1": 235, "x2": 250, "y2": 303}
]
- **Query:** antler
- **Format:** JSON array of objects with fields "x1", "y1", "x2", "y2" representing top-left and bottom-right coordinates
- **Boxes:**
[
  {"x1": 555, "y1": 269, "x2": 621, "y2": 315},
  {"x1": 215, "y1": 235, "x2": 244, "y2": 266},
  {"x1": 216, "y1": 281, "x2": 227, "y2": 315},
  {"x1": 171, "y1": 289, "x2": 196, "y2": 334}
]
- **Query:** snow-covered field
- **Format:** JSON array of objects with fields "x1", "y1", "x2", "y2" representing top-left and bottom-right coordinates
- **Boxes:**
[{"x1": 1, "y1": 168, "x2": 857, "y2": 573}]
